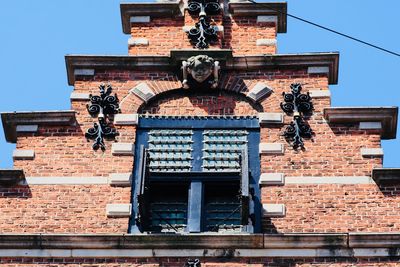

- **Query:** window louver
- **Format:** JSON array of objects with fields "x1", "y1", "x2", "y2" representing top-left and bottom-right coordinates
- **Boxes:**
[
  {"x1": 148, "y1": 130, "x2": 193, "y2": 172},
  {"x1": 202, "y1": 130, "x2": 248, "y2": 172}
]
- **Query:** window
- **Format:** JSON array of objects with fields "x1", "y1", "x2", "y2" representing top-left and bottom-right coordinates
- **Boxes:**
[{"x1": 129, "y1": 116, "x2": 260, "y2": 233}]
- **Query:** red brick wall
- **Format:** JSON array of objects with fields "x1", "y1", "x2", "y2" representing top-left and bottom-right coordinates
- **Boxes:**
[
  {"x1": 128, "y1": 12, "x2": 277, "y2": 55},
  {"x1": 140, "y1": 92, "x2": 261, "y2": 115},
  {"x1": 0, "y1": 185, "x2": 129, "y2": 233},
  {"x1": 129, "y1": 18, "x2": 189, "y2": 56},
  {"x1": 263, "y1": 184, "x2": 400, "y2": 233},
  {"x1": 4, "y1": 69, "x2": 387, "y2": 234},
  {"x1": 223, "y1": 16, "x2": 277, "y2": 54}
]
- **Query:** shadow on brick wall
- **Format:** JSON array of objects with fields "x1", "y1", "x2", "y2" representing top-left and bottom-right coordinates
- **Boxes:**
[
  {"x1": 0, "y1": 184, "x2": 32, "y2": 198},
  {"x1": 377, "y1": 184, "x2": 400, "y2": 197},
  {"x1": 263, "y1": 218, "x2": 279, "y2": 234}
]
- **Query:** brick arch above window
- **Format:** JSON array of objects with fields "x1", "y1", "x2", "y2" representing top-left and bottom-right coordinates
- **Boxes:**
[
  {"x1": 138, "y1": 90, "x2": 263, "y2": 116},
  {"x1": 118, "y1": 76, "x2": 272, "y2": 114}
]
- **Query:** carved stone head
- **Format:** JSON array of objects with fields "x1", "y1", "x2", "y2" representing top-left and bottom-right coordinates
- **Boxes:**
[
  {"x1": 181, "y1": 55, "x2": 220, "y2": 89},
  {"x1": 186, "y1": 55, "x2": 214, "y2": 83}
]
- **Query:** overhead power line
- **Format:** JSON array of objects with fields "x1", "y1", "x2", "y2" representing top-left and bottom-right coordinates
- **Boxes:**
[{"x1": 248, "y1": 0, "x2": 400, "y2": 58}]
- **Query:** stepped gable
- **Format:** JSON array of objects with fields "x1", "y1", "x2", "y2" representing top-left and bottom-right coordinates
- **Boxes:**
[{"x1": 1, "y1": 1, "x2": 400, "y2": 266}]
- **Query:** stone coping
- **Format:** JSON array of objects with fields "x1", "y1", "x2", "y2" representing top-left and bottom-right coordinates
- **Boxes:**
[
  {"x1": 65, "y1": 52, "x2": 339, "y2": 85},
  {"x1": 0, "y1": 233, "x2": 399, "y2": 250},
  {"x1": 0, "y1": 169, "x2": 25, "y2": 186},
  {"x1": 228, "y1": 2, "x2": 287, "y2": 33},
  {"x1": 372, "y1": 168, "x2": 400, "y2": 185},
  {"x1": 1, "y1": 111, "x2": 76, "y2": 143},
  {"x1": 324, "y1": 107, "x2": 398, "y2": 139},
  {"x1": 120, "y1": 2, "x2": 183, "y2": 34}
]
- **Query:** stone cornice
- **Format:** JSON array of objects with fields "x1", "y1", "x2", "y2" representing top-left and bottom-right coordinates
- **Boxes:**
[
  {"x1": 65, "y1": 52, "x2": 339, "y2": 85},
  {"x1": 228, "y1": 2, "x2": 287, "y2": 33},
  {"x1": 1, "y1": 111, "x2": 76, "y2": 143},
  {"x1": 120, "y1": 2, "x2": 183, "y2": 34},
  {"x1": 0, "y1": 233, "x2": 399, "y2": 254},
  {"x1": 324, "y1": 107, "x2": 398, "y2": 139},
  {"x1": 372, "y1": 168, "x2": 400, "y2": 185},
  {"x1": 65, "y1": 55, "x2": 171, "y2": 85},
  {"x1": 228, "y1": 53, "x2": 339, "y2": 84}
]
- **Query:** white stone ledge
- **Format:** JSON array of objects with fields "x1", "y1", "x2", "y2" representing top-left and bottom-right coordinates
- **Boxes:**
[
  {"x1": 130, "y1": 16, "x2": 150, "y2": 23},
  {"x1": 262, "y1": 204, "x2": 286, "y2": 217},
  {"x1": 308, "y1": 66, "x2": 329, "y2": 74},
  {"x1": 247, "y1": 82, "x2": 272, "y2": 102},
  {"x1": 108, "y1": 173, "x2": 132, "y2": 186},
  {"x1": 259, "y1": 143, "x2": 284, "y2": 154},
  {"x1": 259, "y1": 173, "x2": 285, "y2": 186},
  {"x1": 359, "y1": 122, "x2": 382, "y2": 130},
  {"x1": 130, "y1": 82, "x2": 155, "y2": 102},
  {"x1": 74, "y1": 69, "x2": 95, "y2": 76},
  {"x1": 111, "y1": 143, "x2": 135, "y2": 156},
  {"x1": 22, "y1": 176, "x2": 374, "y2": 186},
  {"x1": 285, "y1": 176, "x2": 374, "y2": 185},
  {"x1": 128, "y1": 37, "x2": 149, "y2": 46},
  {"x1": 309, "y1": 90, "x2": 331, "y2": 98},
  {"x1": 12, "y1": 150, "x2": 34, "y2": 160},
  {"x1": 361, "y1": 148, "x2": 384, "y2": 157},
  {"x1": 256, "y1": 39, "x2": 277, "y2": 46},
  {"x1": 258, "y1": 113, "x2": 283, "y2": 124},
  {"x1": 20, "y1": 177, "x2": 108, "y2": 185},
  {"x1": 114, "y1": 114, "x2": 139, "y2": 125},
  {"x1": 70, "y1": 92, "x2": 91, "y2": 100},
  {"x1": 0, "y1": 248, "x2": 398, "y2": 258},
  {"x1": 106, "y1": 204, "x2": 132, "y2": 217},
  {"x1": 16, "y1": 125, "x2": 38, "y2": 133},
  {"x1": 257, "y1": 15, "x2": 277, "y2": 23}
]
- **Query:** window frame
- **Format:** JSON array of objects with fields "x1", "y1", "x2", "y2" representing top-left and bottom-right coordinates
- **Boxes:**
[{"x1": 129, "y1": 116, "x2": 261, "y2": 234}]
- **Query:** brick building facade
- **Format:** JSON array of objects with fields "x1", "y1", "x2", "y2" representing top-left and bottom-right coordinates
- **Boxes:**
[{"x1": 1, "y1": 1, "x2": 400, "y2": 266}]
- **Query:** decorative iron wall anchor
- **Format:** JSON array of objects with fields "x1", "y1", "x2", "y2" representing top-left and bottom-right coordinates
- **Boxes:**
[
  {"x1": 187, "y1": 0, "x2": 221, "y2": 49},
  {"x1": 85, "y1": 83, "x2": 120, "y2": 151},
  {"x1": 185, "y1": 259, "x2": 201, "y2": 267},
  {"x1": 280, "y1": 83, "x2": 313, "y2": 149},
  {"x1": 87, "y1": 83, "x2": 120, "y2": 118},
  {"x1": 182, "y1": 55, "x2": 220, "y2": 89}
]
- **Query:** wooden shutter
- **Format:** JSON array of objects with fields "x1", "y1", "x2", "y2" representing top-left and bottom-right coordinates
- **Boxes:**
[
  {"x1": 136, "y1": 145, "x2": 150, "y2": 231},
  {"x1": 240, "y1": 148, "x2": 250, "y2": 225}
]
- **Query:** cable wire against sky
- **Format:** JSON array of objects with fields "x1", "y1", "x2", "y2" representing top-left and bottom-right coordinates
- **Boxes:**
[{"x1": 248, "y1": 0, "x2": 400, "y2": 58}]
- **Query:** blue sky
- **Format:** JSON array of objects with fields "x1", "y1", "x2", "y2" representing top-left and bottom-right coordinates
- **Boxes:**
[{"x1": 0, "y1": 1, "x2": 399, "y2": 168}]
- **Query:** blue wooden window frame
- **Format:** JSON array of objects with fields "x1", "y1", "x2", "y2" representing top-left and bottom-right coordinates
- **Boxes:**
[{"x1": 129, "y1": 116, "x2": 261, "y2": 233}]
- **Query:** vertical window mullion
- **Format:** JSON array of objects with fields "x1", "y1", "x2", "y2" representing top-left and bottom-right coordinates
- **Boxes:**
[
  {"x1": 187, "y1": 181, "x2": 203, "y2": 232},
  {"x1": 191, "y1": 130, "x2": 203, "y2": 172}
]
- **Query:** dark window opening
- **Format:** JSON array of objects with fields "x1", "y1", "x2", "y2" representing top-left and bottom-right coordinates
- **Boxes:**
[
  {"x1": 148, "y1": 183, "x2": 188, "y2": 233},
  {"x1": 204, "y1": 182, "x2": 241, "y2": 232}
]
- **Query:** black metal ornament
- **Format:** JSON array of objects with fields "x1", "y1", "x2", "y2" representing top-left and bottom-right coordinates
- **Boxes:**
[
  {"x1": 87, "y1": 83, "x2": 120, "y2": 117},
  {"x1": 85, "y1": 83, "x2": 119, "y2": 151},
  {"x1": 280, "y1": 83, "x2": 313, "y2": 149},
  {"x1": 85, "y1": 119, "x2": 118, "y2": 151},
  {"x1": 185, "y1": 259, "x2": 201, "y2": 267},
  {"x1": 187, "y1": 0, "x2": 221, "y2": 49},
  {"x1": 280, "y1": 83, "x2": 313, "y2": 115}
]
